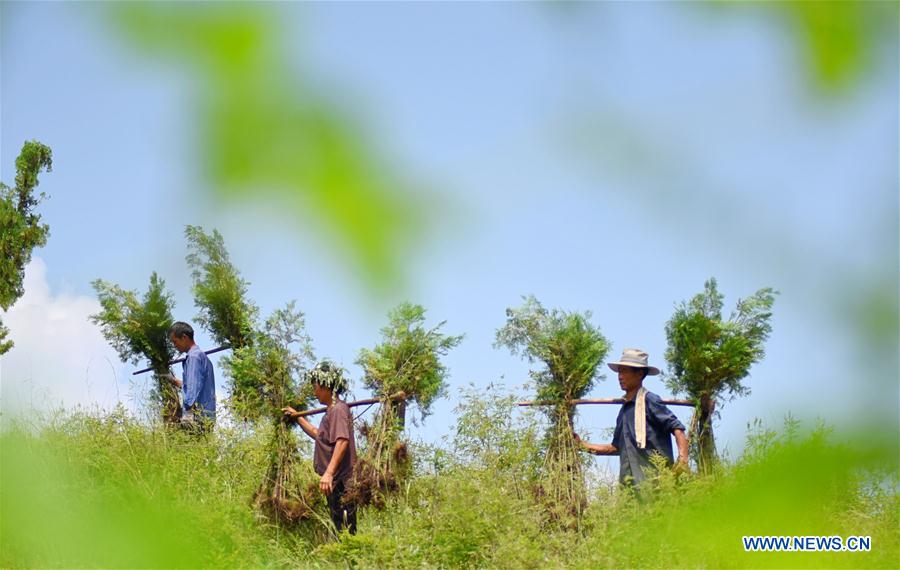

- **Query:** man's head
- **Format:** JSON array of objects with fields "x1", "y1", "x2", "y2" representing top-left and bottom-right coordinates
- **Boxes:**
[
  {"x1": 608, "y1": 348, "x2": 660, "y2": 393},
  {"x1": 616, "y1": 365, "x2": 648, "y2": 393},
  {"x1": 168, "y1": 321, "x2": 195, "y2": 353},
  {"x1": 307, "y1": 360, "x2": 348, "y2": 404}
]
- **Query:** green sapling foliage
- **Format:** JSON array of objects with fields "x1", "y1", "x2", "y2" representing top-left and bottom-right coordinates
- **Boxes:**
[
  {"x1": 357, "y1": 301, "x2": 463, "y2": 423},
  {"x1": 665, "y1": 277, "x2": 776, "y2": 472},
  {"x1": 495, "y1": 295, "x2": 610, "y2": 525},
  {"x1": 185, "y1": 225, "x2": 258, "y2": 350},
  {"x1": 350, "y1": 302, "x2": 462, "y2": 508},
  {"x1": 226, "y1": 301, "x2": 316, "y2": 421},
  {"x1": 91, "y1": 273, "x2": 180, "y2": 422}
]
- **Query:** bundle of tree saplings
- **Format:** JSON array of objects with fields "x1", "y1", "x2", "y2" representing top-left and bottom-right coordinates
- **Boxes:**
[
  {"x1": 186, "y1": 226, "x2": 324, "y2": 526},
  {"x1": 91, "y1": 273, "x2": 181, "y2": 423},
  {"x1": 665, "y1": 277, "x2": 775, "y2": 474},
  {"x1": 235, "y1": 306, "x2": 322, "y2": 525},
  {"x1": 495, "y1": 295, "x2": 609, "y2": 528},
  {"x1": 349, "y1": 302, "x2": 463, "y2": 508}
]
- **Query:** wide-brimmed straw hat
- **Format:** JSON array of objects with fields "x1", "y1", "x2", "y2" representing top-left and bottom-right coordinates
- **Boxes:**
[{"x1": 608, "y1": 348, "x2": 660, "y2": 376}]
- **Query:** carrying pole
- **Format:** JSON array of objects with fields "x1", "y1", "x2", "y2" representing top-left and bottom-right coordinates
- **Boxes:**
[
  {"x1": 294, "y1": 392, "x2": 407, "y2": 418},
  {"x1": 132, "y1": 345, "x2": 231, "y2": 375},
  {"x1": 517, "y1": 397, "x2": 694, "y2": 407}
]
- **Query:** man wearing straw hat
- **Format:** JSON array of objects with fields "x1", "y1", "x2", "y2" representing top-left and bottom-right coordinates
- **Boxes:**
[{"x1": 575, "y1": 348, "x2": 689, "y2": 487}]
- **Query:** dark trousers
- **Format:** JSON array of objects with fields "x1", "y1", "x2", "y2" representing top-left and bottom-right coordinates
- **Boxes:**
[{"x1": 327, "y1": 479, "x2": 357, "y2": 535}]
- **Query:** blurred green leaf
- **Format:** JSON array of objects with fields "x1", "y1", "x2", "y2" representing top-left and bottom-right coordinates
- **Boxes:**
[
  {"x1": 715, "y1": 0, "x2": 898, "y2": 93},
  {"x1": 113, "y1": 4, "x2": 426, "y2": 292}
]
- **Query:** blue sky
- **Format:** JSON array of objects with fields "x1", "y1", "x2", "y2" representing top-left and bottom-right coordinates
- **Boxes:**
[{"x1": 2, "y1": 2, "x2": 897, "y2": 474}]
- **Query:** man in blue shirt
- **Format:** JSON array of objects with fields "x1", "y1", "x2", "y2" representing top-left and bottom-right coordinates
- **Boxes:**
[
  {"x1": 576, "y1": 348, "x2": 689, "y2": 486},
  {"x1": 168, "y1": 321, "x2": 216, "y2": 432}
]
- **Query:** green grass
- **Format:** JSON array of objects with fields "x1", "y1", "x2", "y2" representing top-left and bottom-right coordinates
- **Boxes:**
[{"x1": 1, "y1": 395, "x2": 896, "y2": 569}]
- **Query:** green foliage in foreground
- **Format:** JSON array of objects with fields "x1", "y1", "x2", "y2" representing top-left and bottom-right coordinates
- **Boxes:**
[
  {"x1": 115, "y1": 4, "x2": 425, "y2": 293},
  {"x1": 1, "y1": 394, "x2": 896, "y2": 569},
  {"x1": 0, "y1": 140, "x2": 53, "y2": 354}
]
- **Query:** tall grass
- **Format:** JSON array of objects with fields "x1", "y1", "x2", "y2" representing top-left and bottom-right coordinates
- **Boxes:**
[{"x1": 1, "y1": 395, "x2": 896, "y2": 569}]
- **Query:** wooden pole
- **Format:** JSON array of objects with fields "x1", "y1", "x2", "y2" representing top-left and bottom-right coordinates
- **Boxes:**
[
  {"x1": 294, "y1": 392, "x2": 407, "y2": 417},
  {"x1": 132, "y1": 345, "x2": 231, "y2": 376},
  {"x1": 517, "y1": 397, "x2": 694, "y2": 407}
]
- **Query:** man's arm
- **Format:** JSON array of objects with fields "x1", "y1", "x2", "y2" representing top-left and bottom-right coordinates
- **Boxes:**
[
  {"x1": 166, "y1": 372, "x2": 182, "y2": 389},
  {"x1": 282, "y1": 407, "x2": 318, "y2": 440},
  {"x1": 573, "y1": 433, "x2": 619, "y2": 456},
  {"x1": 673, "y1": 428, "x2": 689, "y2": 467},
  {"x1": 183, "y1": 356, "x2": 202, "y2": 409},
  {"x1": 646, "y1": 394, "x2": 689, "y2": 467},
  {"x1": 319, "y1": 438, "x2": 349, "y2": 494}
]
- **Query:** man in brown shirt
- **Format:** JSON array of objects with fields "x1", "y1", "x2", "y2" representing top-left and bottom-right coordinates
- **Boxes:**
[{"x1": 282, "y1": 361, "x2": 357, "y2": 534}]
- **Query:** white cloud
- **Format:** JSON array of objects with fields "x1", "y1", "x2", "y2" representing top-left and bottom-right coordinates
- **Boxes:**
[{"x1": 0, "y1": 258, "x2": 133, "y2": 416}]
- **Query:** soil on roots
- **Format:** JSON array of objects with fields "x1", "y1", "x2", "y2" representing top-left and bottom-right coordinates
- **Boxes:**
[{"x1": 346, "y1": 404, "x2": 411, "y2": 509}]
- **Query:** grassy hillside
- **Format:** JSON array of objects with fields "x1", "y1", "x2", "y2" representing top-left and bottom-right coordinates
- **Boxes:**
[{"x1": 1, "y1": 390, "x2": 896, "y2": 569}]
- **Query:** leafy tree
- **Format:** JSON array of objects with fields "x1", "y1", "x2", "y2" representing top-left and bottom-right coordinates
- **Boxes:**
[
  {"x1": 495, "y1": 295, "x2": 609, "y2": 525},
  {"x1": 350, "y1": 302, "x2": 462, "y2": 508},
  {"x1": 665, "y1": 278, "x2": 776, "y2": 473},
  {"x1": 185, "y1": 225, "x2": 258, "y2": 350},
  {"x1": 0, "y1": 141, "x2": 53, "y2": 354},
  {"x1": 90, "y1": 273, "x2": 180, "y2": 422}
]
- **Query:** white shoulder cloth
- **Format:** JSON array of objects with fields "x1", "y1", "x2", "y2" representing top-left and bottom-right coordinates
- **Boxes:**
[{"x1": 635, "y1": 387, "x2": 648, "y2": 449}]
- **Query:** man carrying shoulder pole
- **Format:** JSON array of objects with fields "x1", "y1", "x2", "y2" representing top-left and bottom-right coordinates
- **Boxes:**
[
  {"x1": 576, "y1": 348, "x2": 689, "y2": 487},
  {"x1": 167, "y1": 321, "x2": 216, "y2": 433},
  {"x1": 282, "y1": 361, "x2": 358, "y2": 535}
]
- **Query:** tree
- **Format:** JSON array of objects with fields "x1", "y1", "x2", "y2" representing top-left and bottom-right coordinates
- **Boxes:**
[
  {"x1": 90, "y1": 273, "x2": 180, "y2": 423},
  {"x1": 358, "y1": 302, "x2": 463, "y2": 425},
  {"x1": 0, "y1": 141, "x2": 53, "y2": 354},
  {"x1": 350, "y1": 302, "x2": 462, "y2": 508},
  {"x1": 495, "y1": 295, "x2": 609, "y2": 525},
  {"x1": 184, "y1": 225, "x2": 318, "y2": 418},
  {"x1": 664, "y1": 278, "x2": 776, "y2": 473}
]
